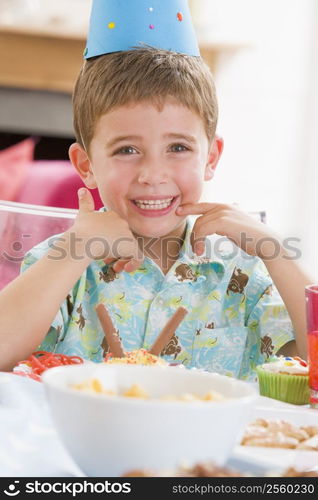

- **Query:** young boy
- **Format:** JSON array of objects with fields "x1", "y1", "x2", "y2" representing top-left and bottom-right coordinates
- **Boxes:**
[{"x1": 0, "y1": 0, "x2": 311, "y2": 379}]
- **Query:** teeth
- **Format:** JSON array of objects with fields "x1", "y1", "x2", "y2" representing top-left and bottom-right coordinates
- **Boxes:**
[
  {"x1": 135, "y1": 198, "x2": 173, "y2": 205},
  {"x1": 134, "y1": 198, "x2": 174, "y2": 210}
]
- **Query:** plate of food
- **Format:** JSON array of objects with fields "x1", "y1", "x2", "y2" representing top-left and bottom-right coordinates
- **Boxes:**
[{"x1": 231, "y1": 403, "x2": 318, "y2": 475}]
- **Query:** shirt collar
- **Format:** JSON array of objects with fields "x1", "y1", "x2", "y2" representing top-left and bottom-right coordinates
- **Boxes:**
[
  {"x1": 167, "y1": 216, "x2": 225, "y2": 285},
  {"x1": 179, "y1": 217, "x2": 225, "y2": 265}
]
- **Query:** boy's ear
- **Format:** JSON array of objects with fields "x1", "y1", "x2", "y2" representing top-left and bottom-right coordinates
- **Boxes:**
[
  {"x1": 204, "y1": 135, "x2": 224, "y2": 181},
  {"x1": 68, "y1": 143, "x2": 98, "y2": 189}
]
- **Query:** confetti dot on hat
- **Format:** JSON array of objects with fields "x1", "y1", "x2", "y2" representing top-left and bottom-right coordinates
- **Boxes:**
[
  {"x1": 83, "y1": 47, "x2": 88, "y2": 57},
  {"x1": 149, "y1": 24, "x2": 155, "y2": 29},
  {"x1": 108, "y1": 22, "x2": 116, "y2": 29},
  {"x1": 177, "y1": 12, "x2": 183, "y2": 21}
]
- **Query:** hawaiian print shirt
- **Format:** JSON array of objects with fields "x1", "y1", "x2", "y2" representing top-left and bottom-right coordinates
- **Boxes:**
[{"x1": 21, "y1": 216, "x2": 294, "y2": 381}]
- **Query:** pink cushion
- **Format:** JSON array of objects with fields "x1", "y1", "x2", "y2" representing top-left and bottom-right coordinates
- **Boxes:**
[
  {"x1": 0, "y1": 138, "x2": 35, "y2": 200},
  {"x1": 17, "y1": 160, "x2": 103, "y2": 210}
]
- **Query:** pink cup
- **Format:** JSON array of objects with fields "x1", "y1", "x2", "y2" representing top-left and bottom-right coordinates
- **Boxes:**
[{"x1": 305, "y1": 285, "x2": 318, "y2": 408}]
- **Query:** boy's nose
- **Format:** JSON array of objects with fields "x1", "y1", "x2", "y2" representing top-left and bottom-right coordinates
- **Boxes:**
[{"x1": 137, "y1": 160, "x2": 168, "y2": 185}]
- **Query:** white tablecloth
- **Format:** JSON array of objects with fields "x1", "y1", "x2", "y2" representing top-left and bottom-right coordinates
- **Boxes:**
[{"x1": 0, "y1": 373, "x2": 83, "y2": 477}]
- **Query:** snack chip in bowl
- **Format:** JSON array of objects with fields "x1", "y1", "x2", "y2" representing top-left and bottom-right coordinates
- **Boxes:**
[
  {"x1": 42, "y1": 364, "x2": 257, "y2": 477},
  {"x1": 71, "y1": 376, "x2": 226, "y2": 401}
]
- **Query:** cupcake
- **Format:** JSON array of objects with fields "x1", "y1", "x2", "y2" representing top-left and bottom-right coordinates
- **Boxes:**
[{"x1": 256, "y1": 356, "x2": 309, "y2": 405}]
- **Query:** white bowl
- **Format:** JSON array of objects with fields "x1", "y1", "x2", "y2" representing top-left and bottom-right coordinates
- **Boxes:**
[{"x1": 42, "y1": 364, "x2": 257, "y2": 477}]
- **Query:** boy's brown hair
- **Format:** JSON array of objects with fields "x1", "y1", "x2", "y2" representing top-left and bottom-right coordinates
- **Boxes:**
[{"x1": 73, "y1": 46, "x2": 218, "y2": 152}]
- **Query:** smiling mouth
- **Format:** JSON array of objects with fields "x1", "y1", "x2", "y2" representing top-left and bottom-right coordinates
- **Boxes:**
[{"x1": 132, "y1": 197, "x2": 176, "y2": 210}]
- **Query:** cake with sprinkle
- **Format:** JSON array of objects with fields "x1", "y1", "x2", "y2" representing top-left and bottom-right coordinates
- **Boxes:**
[{"x1": 256, "y1": 356, "x2": 309, "y2": 405}]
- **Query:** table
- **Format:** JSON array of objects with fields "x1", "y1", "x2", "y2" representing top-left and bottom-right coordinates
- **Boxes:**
[{"x1": 0, "y1": 371, "x2": 316, "y2": 477}]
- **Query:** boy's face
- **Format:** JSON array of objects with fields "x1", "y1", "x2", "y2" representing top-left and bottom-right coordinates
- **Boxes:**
[{"x1": 72, "y1": 99, "x2": 222, "y2": 239}]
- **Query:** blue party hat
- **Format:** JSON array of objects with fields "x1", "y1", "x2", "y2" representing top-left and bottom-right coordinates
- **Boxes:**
[{"x1": 84, "y1": 0, "x2": 200, "y2": 59}]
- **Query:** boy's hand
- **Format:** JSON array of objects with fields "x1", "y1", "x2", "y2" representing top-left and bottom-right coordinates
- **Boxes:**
[
  {"x1": 176, "y1": 203, "x2": 280, "y2": 259},
  {"x1": 70, "y1": 188, "x2": 143, "y2": 273}
]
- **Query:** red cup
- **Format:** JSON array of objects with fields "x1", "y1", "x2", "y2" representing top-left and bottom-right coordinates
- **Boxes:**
[{"x1": 305, "y1": 285, "x2": 318, "y2": 408}]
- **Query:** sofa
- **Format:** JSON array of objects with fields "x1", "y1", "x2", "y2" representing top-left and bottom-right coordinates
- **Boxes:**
[{"x1": 0, "y1": 137, "x2": 103, "y2": 209}]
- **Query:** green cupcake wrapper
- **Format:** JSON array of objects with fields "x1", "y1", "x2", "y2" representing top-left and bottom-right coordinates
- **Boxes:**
[{"x1": 256, "y1": 367, "x2": 310, "y2": 405}]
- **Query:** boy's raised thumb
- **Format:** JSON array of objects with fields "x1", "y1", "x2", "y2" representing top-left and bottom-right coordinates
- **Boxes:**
[{"x1": 78, "y1": 187, "x2": 95, "y2": 213}]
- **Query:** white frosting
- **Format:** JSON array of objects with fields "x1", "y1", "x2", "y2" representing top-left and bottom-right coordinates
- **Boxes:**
[{"x1": 260, "y1": 356, "x2": 308, "y2": 375}]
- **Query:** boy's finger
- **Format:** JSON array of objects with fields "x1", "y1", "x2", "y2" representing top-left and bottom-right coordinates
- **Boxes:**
[
  {"x1": 124, "y1": 257, "x2": 143, "y2": 273},
  {"x1": 103, "y1": 257, "x2": 118, "y2": 265},
  {"x1": 78, "y1": 188, "x2": 95, "y2": 213},
  {"x1": 112, "y1": 259, "x2": 130, "y2": 273},
  {"x1": 190, "y1": 217, "x2": 215, "y2": 255},
  {"x1": 190, "y1": 215, "x2": 229, "y2": 255},
  {"x1": 176, "y1": 203, "x2": 216, "y2": 215},
  {"x1": 123, "y1": 242, "x2": 144, "y2": 273},
  {"x1": 113, "y1": 256, "x2": 142, "y2": 274},
  {"x1": 190, "y1": 232, "x2": 206, "y2": 256},
  {"x1": 193, "y1": 239, "x2": 206, "y2": 256}
]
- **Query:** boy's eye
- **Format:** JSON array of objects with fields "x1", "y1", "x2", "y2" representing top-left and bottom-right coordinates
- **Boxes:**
[
  {"x1": 169, "y1": 144, "x2": 190, "y2": 153},
  {"x1": 114, "y1": 146, "x2": 138, "y2": 155}
]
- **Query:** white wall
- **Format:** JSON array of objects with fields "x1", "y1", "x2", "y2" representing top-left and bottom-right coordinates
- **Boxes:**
[
  {"x1": 192, "y1": 0, "x2": 317, "y2": 276},
  {"x1": 295, "y1": 0, "x2": 318, "y2": 278},
  {"x1": 0, "y1": 0, "x2": 91, "y2": 33}
]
